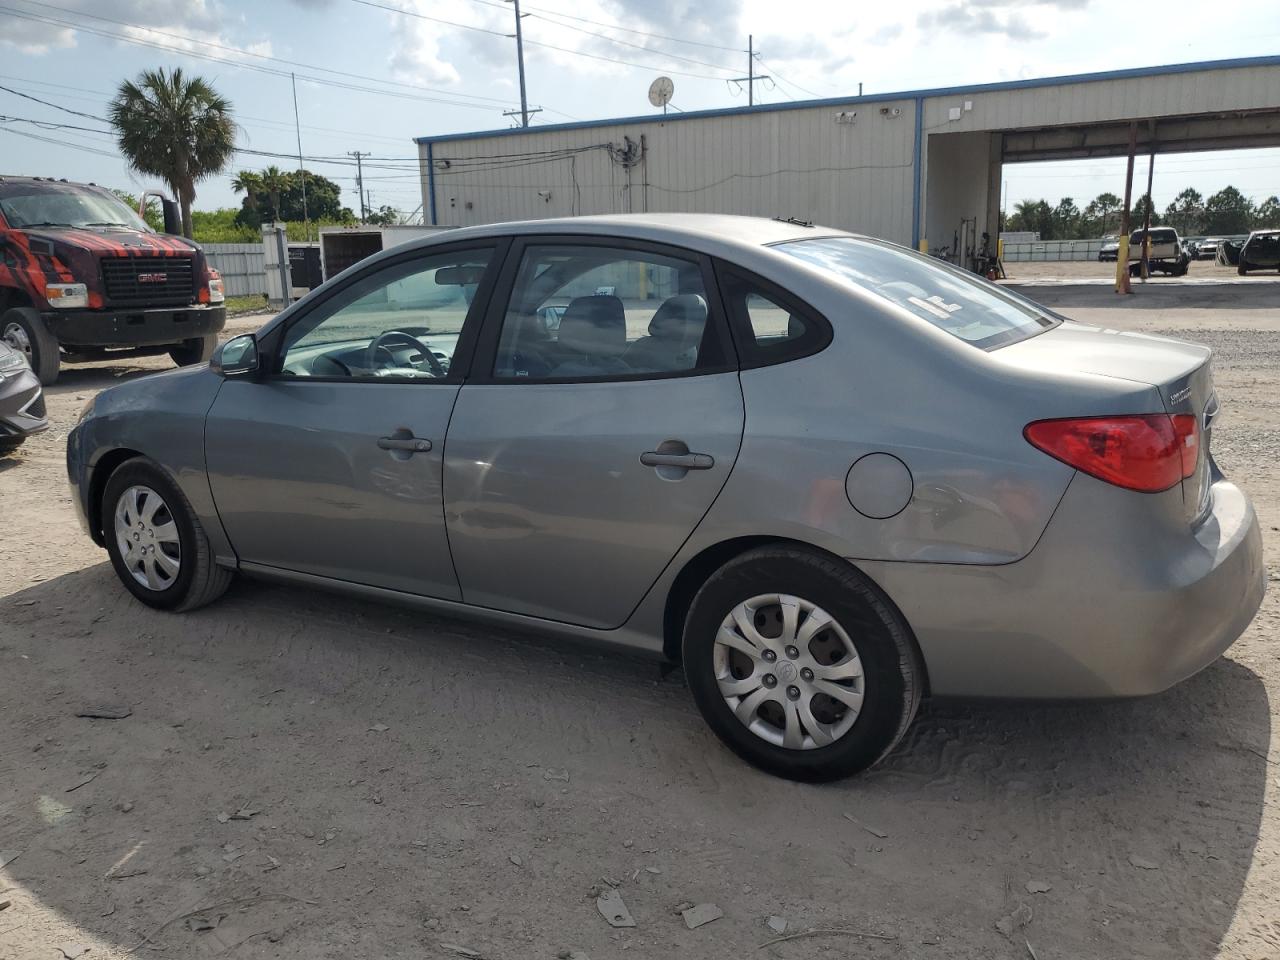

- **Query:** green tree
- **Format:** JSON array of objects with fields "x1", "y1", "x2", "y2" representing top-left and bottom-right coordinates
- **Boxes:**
[
  {"x1": 1253, "y1": 195, "x2": 1280, "y2": 228},
  {"x1": 110, "y1": 190, "x2": 164, "y2": 231},
  {"x1": 1082, "y1": 191, "x2": 1122, "y2": 235},
  {"x1": 1202, "y1": 186, "x2": 1254, "y2": 235},
  {"x1": 1052, "y1": 197, "x2": 1082, "y2": 239},
  {"x1": 1131, "y1": 193, "x2": 1161, "y2": 230},
  {"x1": 366, "y1": 204, "x2": 400, "y2": 226},
  {"x1": 1163, "y1": 187, "x2": 1204, "y2": 236},
  {"x1": 232, "y1": 168, "x2": 353, "y2": 229},
  {"x1": 1010, "y1": 198, "x2": 1054, "y2": 239},
  {"x1": 108, "y1": 67, "x2": 236, "y2": 239}
]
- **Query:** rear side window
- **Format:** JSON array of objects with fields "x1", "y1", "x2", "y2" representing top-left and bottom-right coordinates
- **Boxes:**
[
  {"x1": 716, "y1": 265, "x2": 830, "y2": 367},
  {"x1": 775, "y1": 236, "x2": 1056, "y2": 350}
]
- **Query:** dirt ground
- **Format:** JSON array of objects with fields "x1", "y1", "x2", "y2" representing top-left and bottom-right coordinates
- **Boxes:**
[{"x1": 2, "y1": 273, "x2": 1278, "y2": 960}]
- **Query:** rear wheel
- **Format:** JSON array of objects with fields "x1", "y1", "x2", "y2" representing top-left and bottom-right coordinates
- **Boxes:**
[
  {"x1": 683, "y1": 546, "x2": 922, "y2": 782},
  {"x1": 1, "y1": 307, "x2": 59, "y2": 385},
  {"x1": 1238, "y1": 264, "x2": 1249, "y2": 276},
  {"x1": 169, "y1": 334, "x2": 218, "y2": 367},
  {"x1": 102, "y1": 457, "x2": 233, "y2": 611}
]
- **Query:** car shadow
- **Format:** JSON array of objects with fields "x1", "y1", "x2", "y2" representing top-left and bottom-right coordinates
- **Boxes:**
[
  {"x1": 43, "y1": 365, "x2": 160, "y2": 397},
  {"x1": 0, "y1": 566, "x2": 1271, "y2": 959}
]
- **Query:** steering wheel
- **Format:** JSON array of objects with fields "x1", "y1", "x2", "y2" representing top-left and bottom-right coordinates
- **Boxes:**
[{"x1": 365, "y1": 330, "x2": 446, "y2": 377}]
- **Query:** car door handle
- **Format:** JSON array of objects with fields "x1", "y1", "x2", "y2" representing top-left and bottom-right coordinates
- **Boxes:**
[
  {"x1": 640, "y1": 451, "x2": 714, "y2": 470},
  {"x1": 377, "y1": 436, "x2": 432, "y2": 453}
]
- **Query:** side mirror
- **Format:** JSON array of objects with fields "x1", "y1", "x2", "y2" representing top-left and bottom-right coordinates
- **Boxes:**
[
  {"x1": 160, "y1": 198, "x2": 182, "y2": 236},
  {"x1": 211, "y1": 334, "x2": 259, "y2": 378}
]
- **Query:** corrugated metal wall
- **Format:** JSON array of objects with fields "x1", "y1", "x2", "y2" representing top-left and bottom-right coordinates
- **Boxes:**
[
  {"x1": 203, "y1": 243, "x2": 265, "y2": 298},
  {"x1": 420, "y1": 61, "x2": 1280, "y2": 249},
  {"x1": 423, "y1": 100, "x2": 918, "y2": 242}
]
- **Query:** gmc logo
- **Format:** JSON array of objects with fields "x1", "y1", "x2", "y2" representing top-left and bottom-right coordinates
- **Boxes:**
[{"x1": 136, "y1": 272, "x2": 167, "y2": 283}]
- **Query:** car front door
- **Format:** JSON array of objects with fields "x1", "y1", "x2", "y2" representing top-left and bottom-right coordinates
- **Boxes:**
[
  {"x1": 204, "y1": 242, "x2": 502, "y2": 599},
  {"x1": 443, "y1": 237, "x2": 745, "y2": 629}
]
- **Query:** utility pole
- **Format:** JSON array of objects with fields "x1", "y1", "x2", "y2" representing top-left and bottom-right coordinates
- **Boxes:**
[
  {"x1": 1116, "y1": 121, "x2": 1137, "y2": 295},
  {"x1": 348, "y1": 151, "x2": 369, "y2": 223},
  {"x1": 729, "y1": 35, "x2": 769, "y2": 106},
  {"x1": 506, "y1": 0, "x2": 530, "y2": 127},
  {"x1": 503, "y1": 106, "x2": 542, "y2": 126},
  {"x1": 291, "y1": 73, "x2": 310, "y2": 240}
]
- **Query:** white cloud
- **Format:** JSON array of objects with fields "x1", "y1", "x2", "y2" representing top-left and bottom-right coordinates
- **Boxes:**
[{"x1": 2, "y1": 0, "x2": 272, "y2": 62}]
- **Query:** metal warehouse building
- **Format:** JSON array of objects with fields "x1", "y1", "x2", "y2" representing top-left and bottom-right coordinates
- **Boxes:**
[{"x1": 416, "y1": 56, "x2": 1280, "y2": 256}]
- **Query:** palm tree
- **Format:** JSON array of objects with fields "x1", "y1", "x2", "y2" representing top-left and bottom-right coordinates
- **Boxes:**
[
  {"x1": 260, "y1": 166, "x2": 289, "y2": 222},
  {"x1": 109, "y1": 67, "x2": 236, "y2": 239}
]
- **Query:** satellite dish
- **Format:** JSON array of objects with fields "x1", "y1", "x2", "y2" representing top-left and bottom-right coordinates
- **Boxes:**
[{"x1": 648, "y1": 76, "x2": 675, "y2": 109}]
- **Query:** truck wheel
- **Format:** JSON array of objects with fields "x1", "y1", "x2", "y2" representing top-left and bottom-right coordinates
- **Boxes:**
[
  {"x1": 169, "y1": 334, "x2": 218, "y2": 367},
  {"x1": 1, "y1": 307, "x2": 59, "y2": 385}
]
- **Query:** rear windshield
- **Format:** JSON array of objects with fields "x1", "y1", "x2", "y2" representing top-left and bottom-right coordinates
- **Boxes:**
[
  {"x1": 1130, "y1": 228, "x2": 1176, "y2": 244},
  {"x1": 775, "y1": 236, "x2": 1057, "y2": 349}
]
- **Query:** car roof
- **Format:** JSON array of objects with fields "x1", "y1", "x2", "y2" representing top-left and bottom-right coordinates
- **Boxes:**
[{"x1": 411, "y1": 213, "x2": 852, "y2": 257}]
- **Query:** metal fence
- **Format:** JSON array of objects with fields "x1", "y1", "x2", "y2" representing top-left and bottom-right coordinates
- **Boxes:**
[
  {"x1": 203, "y1": 242, "x2": 266, "y2": 298},
  {"x1": 1001, "y1": 239, "x2": 1109, "y2": 262}
]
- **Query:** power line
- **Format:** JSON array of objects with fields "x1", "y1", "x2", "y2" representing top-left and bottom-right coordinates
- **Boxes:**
[
  {"x1": 501, "y1": 1, "x2": 745, "y2": 53},
  {"x1": 755, "y1": 58, "x2": 828, "y2": 100},
  {"x1": 0, "y1": 4, "x2": 532, "y2": 115},
  {"x1": 352, "y1": 0, "x2": 743, "y2": 81},
  {"x1": 11, "y1": 0, "x2": 519, "y2": 109}
]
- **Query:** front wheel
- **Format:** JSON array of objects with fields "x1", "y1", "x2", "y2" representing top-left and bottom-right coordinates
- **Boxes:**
[
  {"x1": 1, "y1": 307, "x2": 59, "y2": 385},
  {"x1": 102, "y1": 457, "x2": 233, "y2": 611},
  {"x1": 683, "y1": 546, "x2": 923, "y2": 782},
  {"x1": 169, "y1": 334, "x2": 218, "y2": 367}
]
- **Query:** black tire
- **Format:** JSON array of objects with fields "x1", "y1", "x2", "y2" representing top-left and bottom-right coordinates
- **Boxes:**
[
  {"x1": 682, "y1": 546, "x2": 923, "y2": 782},
  {"x1": 1, "y1": 307, "x2": 59, "y2": 385},
  {"x1": 102, "y1": 456, "x2": 233, "y2": 612},
  {"x1": 1237, "y1": 264, "x2": 1249, "y2": 276},
  {"x1": 0, "y1": 438, "x2": 24, "y2": 456},
  {"x1": 169, "y1": 334, "x2": 218, "y2": 367}
]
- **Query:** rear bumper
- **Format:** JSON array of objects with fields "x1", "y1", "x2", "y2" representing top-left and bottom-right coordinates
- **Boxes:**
[
  {"x1": 0, "y1": 367, "x2": 48, "y2": 441},
  {"x1": 858, "y1": 475, "x2": 1266, "y2": 699},
  {"x1": 43, "y1": 305, "x2": 226, "y2": 348}
]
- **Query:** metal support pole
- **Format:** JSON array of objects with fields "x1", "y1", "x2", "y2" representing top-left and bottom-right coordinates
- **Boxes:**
[
  {"x1": 1116, "y1": 122, "x2": 1137, "y2": 295},
  {"x1": 1140, "y1": 120, "x2": 1156, "y2": 281},
  {"x1": 510, "y1": 0, "x2": 530, "y2": 127},
  {"x1": 275, "y1": 225, "x2": 292, "y2": 308},
  {"x1": 291, "y1": 73, "x2": 309, "y2": 241},
  {"x1": 349, "y1": 151, "x2": 368, "y2": 223},
  {"x1": 748, "y1": 34, "x2": 754, "y2": 106}
]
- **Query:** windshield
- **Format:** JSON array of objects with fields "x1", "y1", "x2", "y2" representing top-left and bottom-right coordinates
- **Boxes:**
[
  {"x1": 776, "y1": 236, "x2": 1057, "y2": 349},
  {"x1": 0, "y1": 184, "x2": 151, "y2": 231}
]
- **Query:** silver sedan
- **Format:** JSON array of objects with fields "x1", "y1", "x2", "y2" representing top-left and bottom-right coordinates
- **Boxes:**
[{"x1": 67, "y1": 215, "x2": 1266, "y2": 781}]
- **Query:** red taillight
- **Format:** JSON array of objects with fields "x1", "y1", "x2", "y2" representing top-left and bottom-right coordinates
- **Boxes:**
[{"x1": 1024, "y1": 414, "x2": 1199, "y2": 493}]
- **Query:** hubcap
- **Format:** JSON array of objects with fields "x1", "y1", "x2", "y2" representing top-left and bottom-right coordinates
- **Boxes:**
[
  {"x1": 713, "y1": 594, "x2": 865, "y2": 751},
  {"x1": 113, "y1": 485, "x2": 181, "y2": 591},
  {"x1": 2, "y1": 322, "x2": 31, "y2": 359}
]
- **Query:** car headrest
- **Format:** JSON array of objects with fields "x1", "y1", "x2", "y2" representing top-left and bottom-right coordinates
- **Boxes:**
[
  {"x1": 557, "y1": 295, "x2": 626, "y2": 357},
  {"x1": 648, "y1": 294, "x2": 708, "y2": 341}
]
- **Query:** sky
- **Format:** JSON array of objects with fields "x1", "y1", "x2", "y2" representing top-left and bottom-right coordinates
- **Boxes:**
[{"x1": 0, "y1": 0, "x2": 1276, "y2": 221}]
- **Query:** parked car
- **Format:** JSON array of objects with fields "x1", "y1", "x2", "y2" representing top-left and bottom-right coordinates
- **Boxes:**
[
  {"x1": 67, "y1": 215, "x2": 1265, "y2": 782},
  {"x1": 1182, "y1": 239, "x2": 1200, "y2": 260},
  {"x1": 1195, "y1": 238, "x2": 1222, "y2": 261},
  {"x1": 1127, "y1": 227, "x2": 1189, "y2": 275},
  {"x1": 1097, "y1": 235, "x2": 1120, "y2": 262},
  {"x1": 0, "y1": 175, "x2": 226, "y2": 385},
  {"x1": 0, "y1": 337, "x2": 47, "y2": 453},
  {"x1": 1237, "y1": 229, "x2": 1280, "y2": 274}
]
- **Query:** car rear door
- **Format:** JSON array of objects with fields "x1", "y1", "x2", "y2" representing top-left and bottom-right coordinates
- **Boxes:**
[
  {"x1": 442, "y1": 236, "x2": 744, "y2": 629},
  {"x1": 204, "y1": 241, "x2": 503, "y2": 599}
]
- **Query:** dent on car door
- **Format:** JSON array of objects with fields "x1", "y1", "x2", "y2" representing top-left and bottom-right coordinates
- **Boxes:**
[
  {"x1": 204, "y1": 242, "x2": 502, "y2": 598},
  {"x1": 443, "y1": 238, "x2": 746, "y2": 629}
]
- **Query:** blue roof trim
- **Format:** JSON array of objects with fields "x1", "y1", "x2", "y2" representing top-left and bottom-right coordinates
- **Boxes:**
[{"x1": 415, "y1": 55, "x2": 1280, "y2": 146}]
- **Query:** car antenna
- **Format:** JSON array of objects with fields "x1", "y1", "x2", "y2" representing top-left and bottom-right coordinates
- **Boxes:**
[{"x1": 773, "y1": 216, "x2": 814, "y2": 228}]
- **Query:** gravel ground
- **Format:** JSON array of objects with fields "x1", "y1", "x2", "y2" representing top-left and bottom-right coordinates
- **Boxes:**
[{"x1": 1, "y1": 273, "x2": 1278, "y2": 960}]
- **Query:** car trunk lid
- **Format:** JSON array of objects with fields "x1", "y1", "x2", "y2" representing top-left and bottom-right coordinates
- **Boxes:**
[{"x1": 998, "y1": 322, "x2": 1215, "y2": 523}]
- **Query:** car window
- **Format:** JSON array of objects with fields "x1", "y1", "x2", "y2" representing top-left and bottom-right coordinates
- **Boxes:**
[
  {"x1": 279, "y1": 248, "x2": 493, "y2": 380},
  {"x1": 493, "y1": 244, "x2": 725, "y2": 380},
  {"x1": 775, "y1": 236, "x2": 1056, "y2": 350},
  {"x1": 717, "y1": 266, "x2": 830, "y2": 366}
]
